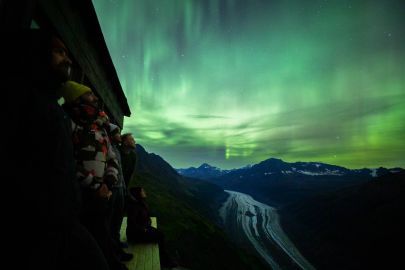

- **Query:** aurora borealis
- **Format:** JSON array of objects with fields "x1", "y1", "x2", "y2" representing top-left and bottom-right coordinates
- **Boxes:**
[{"x1": 93, "y1": 0, "x2": 405, "y2": 169}]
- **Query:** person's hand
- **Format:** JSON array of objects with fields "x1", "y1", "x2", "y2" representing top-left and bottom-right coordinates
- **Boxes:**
[{"x1": 97, "y1": 183, "x2": 112, "y2": 199}]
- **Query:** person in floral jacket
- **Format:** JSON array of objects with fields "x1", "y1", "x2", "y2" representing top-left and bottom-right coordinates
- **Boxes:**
[{"x1": 60, "y1": 80, "x2": 129, "y2": 270}]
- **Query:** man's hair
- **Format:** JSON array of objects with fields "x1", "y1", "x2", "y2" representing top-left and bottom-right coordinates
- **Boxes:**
[{"x1": 121, "y1": 133, "x2": 133, "y2": 141}]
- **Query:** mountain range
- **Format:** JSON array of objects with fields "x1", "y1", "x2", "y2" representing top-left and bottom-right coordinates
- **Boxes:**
[
  {"x1": 177, "y1": 163, "x2": 237, "y2": 179},
  {"x1": 178, "y1": 159, "x2": 402, "y2": 179},
  {"x1": 177, "y1": 159, "x2": 403, "y2": 206}
]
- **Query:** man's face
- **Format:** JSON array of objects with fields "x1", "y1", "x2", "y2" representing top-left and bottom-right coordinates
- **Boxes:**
[
  {"x1": 124, "y1": 135, "x2": 136, "y2": 149},
  {"x1": 50, "y1": 37, "x2": 72, "y2": 82},
  {"x1": 80, "y1": 91, "x2": 99, "y2": 109},
  {"x1": 113, "y1": 132, "x2": 122, "y2": 143}
]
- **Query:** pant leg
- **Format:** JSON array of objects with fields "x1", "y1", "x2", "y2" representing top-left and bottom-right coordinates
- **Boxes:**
[
  {"x1": 81, "y1": 199, "x2": 123, "y2": 270},
  {"x1": 110, "y1": 187, "x2": 125, "y2": 244}
]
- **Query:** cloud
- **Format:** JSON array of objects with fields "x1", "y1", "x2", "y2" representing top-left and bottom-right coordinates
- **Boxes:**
[{"x1": 186, "y1": 114, "x2": 231, "y2": 119}]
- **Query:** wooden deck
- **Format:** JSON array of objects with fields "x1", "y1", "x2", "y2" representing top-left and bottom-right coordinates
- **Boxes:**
[{"x1": 120, "y1": 217, "x2": 161, "y2": 270}]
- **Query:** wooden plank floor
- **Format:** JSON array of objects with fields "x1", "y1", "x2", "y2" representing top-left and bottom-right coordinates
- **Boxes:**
[{"x1": 120, "y1": 217, "x2": 161, "y2": 270}]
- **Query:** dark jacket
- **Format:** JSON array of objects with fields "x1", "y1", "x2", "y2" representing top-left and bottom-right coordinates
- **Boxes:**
[
  {"x1": 126, "y1": 196, "x2": 151, "y2": 241},
  {"x1": 119, "y1": 147, "x2": 137, "y2": 187}
]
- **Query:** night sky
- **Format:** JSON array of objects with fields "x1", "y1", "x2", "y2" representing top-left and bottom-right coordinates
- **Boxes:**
[{"x1": 93, "y1": 0, "x2": 405, "y2": 169}]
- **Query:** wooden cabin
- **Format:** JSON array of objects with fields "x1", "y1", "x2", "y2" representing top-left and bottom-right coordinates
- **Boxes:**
[{"x1": 1, "y1": 0, "x2": 131, "y2": 126}]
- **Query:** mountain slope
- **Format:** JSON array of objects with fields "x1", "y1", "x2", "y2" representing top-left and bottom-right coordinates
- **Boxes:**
[
  {"x1": 129, "y1": 145, "x2": 269, "y2": 270},
  {"x1": 279, "y1": 171, "x2": 405, "y2": 270}
]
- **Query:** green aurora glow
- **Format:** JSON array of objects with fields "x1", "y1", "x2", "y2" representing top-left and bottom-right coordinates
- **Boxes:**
[{"x1": 93, "y1": 0, "x2": 405, "y2": 169}]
